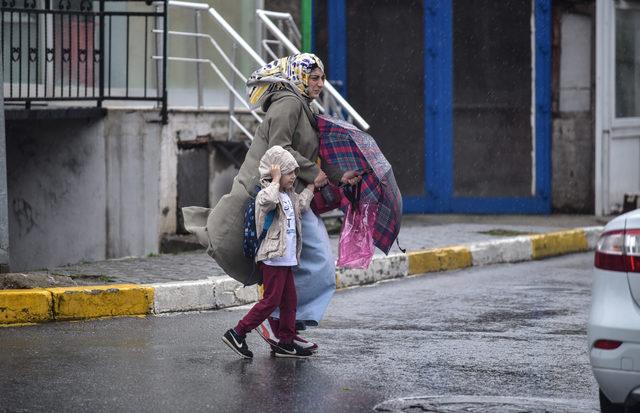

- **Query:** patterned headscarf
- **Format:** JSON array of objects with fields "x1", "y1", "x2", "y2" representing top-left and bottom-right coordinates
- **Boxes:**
[{"x1": 246, "y1": 53, "x2": 325, "y2": 108}]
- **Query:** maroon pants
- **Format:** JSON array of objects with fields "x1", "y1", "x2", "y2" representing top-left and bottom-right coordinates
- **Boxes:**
[{"x1": 235, "y1": 264, "x2": 297, "y2": 343}]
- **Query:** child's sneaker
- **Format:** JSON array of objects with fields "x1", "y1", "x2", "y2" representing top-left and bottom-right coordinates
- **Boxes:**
[
  {"x1": 222, "y1": 328, "x2": 253, "y2": 359},
  {"x1": 272, "y1": 342, "x2": 313, "y2": 358},
  {"x1": 293, "y1": 335, "x2": 318, "y2": 352}
]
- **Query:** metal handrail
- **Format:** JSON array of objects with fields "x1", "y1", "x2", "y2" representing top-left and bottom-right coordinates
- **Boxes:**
[
  {"x1": 164, "y1": 0, "x2": 265, "y2": 65},
  {"x1": 151, "y1": 55, "x2": 261, "y2": 123},
  {"x1": 158, "y1": 0, "x2": 268, "y2": 141},
  {"x1": 256, "y1": 9, "x2": 370, "y2": 131},
  {"x1": 154, "y1": 30, "x2": 249, "y2": 83},
  {"x1": 150, "y1": 27, "x2": 267, "y2": 137},
  {"x1": 160, "y1": 0, "x2": 369, "y2": 141},
  {"x1": 257, "y1": 9, "x2": 301, "y2": 60}
]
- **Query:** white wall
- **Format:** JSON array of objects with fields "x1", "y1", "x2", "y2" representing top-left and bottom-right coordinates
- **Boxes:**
[
  {"x1": 7, "y1": 117, "x2": 109, "y2": 270},
  {"x1": 552, "y1": 12, "x2": 595, "y2": 213},
  {"x1": 4, "y1": 108, "x2": 256, "y2": 271},
  {"x1": 104, "y1": 111, "x2": 163, "y2": 259},
  {"x1": 6, "y1": 110, "x2": 163, "y2": 270},
  {"x1": 559, "y1": 14, "x2": 592, "y2": 112}
]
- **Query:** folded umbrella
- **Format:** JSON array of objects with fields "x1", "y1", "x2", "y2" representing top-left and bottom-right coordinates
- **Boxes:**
[{"x1": 317, "y1": 115, "x2": 402, "y2": 254}]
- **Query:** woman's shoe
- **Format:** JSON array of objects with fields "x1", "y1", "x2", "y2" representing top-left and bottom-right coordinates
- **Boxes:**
[
  {"x1": 293, "y1": 335, "x2": 318, "y2": 352},
  {"x1": 295, "y1": 320, "x2": 307, "y2": 331}
]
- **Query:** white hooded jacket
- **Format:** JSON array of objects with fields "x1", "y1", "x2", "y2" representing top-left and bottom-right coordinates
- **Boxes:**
[{"x1": 254, "y1": 145, "x2": 314, "y2": 263}]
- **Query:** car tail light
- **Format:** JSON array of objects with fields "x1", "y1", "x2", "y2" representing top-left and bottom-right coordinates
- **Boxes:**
[
  {"x1": 626, "y1": 229, "x2": 640, "y2": 271},
  {"x1": 595, "y1": 230, "x2": 626, "y2": 271},
  {"x1": 595, "y1": 229, "x2": 640, "y2": 272},
  {"x1": 593, "y1": 339, "x2": 623, "y2": 350}
]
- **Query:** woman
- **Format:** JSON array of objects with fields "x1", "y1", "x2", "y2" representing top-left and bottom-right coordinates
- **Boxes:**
[{"x1": 183, "y1": 53, "x2": 359, "y2": 330}]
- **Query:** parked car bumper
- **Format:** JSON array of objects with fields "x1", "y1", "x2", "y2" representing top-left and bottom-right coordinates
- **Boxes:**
[{"x1": 588, "y1": 268, "x2": 640, "y2": 404}]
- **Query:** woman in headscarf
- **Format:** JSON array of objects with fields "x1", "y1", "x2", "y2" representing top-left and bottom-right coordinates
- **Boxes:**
[{"x1": 183, "y1": 53, "x2": 360, "y2": 344}]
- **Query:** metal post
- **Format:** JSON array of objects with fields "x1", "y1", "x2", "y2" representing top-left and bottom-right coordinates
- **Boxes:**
[
  {"x1": 256, "y1": 0, "x2": 264, "y2": 58},
  {"x1": 227, "y1": 43, "x2": 237, "y2": 141},
  {"x1": 301, "y1": 0, "x2": 313, "y2": 52},
  {"x1": 194, "y1": 10, "x2": 203, "y2": 108},
  {"x1": 0, "y1": 66, "x2": 10, "y2": 272},
  {"x1": 154, "y1": 2, "x2": 161, "y2": 100},
  {"x1": 161, "y1": 0, "x2": 168, "y2": 124},
  {"x1": 98, "y1": 0, "x2": 105, "y2": 106},
  {"x1": 277, "y1": 19, "x2": 284, "y2": 57}
]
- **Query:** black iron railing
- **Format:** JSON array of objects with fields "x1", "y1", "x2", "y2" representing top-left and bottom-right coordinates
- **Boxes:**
[{"x1": 1, "y1": 0, "x2": 167, "y2": 122}]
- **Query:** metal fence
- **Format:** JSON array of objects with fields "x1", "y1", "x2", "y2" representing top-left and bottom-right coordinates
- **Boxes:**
[{"x1": 1, "y1": 0, "x2": 167, "y2": 122}]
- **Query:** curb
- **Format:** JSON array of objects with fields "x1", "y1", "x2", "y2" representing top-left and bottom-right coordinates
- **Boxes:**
[
  {"x1": 0, "y1": 284, "x2": 154, "y2": 325},
  {"x1": 0, "y1": 226, "x2": 603, "y2": 326}
]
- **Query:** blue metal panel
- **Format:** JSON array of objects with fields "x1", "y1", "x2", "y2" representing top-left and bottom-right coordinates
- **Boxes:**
[
  {"x1": 327, "y1": 0, "x2": 347, "y2": 97},
  {"x1": 329, "y1": 0, "x2": 551, "y2": 214},
  {"x1": 422, "y1": 0, "x2": 452, "y2": 213},
  {"x1": 409, "y1": 0, "x2": 552, "y2": 214},
  {"x1": 451, "y1": 197, "x2": 550, "y2": 214},
  {"x1": 534, "y1": 0, "x2": 552, "y2": 213},
  {"x1": 403, "y1": 196, "x2": 429, "y2": 214}
]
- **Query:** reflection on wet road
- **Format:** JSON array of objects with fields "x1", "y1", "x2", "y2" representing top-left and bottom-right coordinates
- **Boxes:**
[{"x1": 0, "y1": 253, "x2": 598, "y2": 412}]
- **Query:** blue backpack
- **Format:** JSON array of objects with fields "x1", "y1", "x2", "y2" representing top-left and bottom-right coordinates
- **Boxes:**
[{"x1": 243, "y1": 188, "x2": 276, "y2": 259}]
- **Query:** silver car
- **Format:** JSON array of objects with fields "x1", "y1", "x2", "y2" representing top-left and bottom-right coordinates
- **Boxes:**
[{"x1": 588, "y1": 209, "x2": 640, "y2": 412}]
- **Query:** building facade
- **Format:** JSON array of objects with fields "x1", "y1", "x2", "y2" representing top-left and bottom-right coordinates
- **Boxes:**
[{"x1": 0, "y1": 0, "x2": 636, "y2": 271}]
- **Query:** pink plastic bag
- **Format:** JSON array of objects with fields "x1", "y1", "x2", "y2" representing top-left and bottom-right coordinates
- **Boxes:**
[{"x1": 337, "y1": 201, "x2": 377, "y2": 269}]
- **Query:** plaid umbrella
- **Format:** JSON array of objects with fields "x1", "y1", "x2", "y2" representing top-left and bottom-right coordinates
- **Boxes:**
[{"x1": 317, "y1": 115, "x2": 402, "y2": 254}]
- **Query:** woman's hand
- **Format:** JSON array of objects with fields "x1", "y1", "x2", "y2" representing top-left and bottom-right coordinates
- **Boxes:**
[
  {"x1": 314, "y1": 170, "x2": 328, "y2": 187},
  {"x1": 270, "y1": 164, "x2": 281, "y2": 183},
  {"x1": 341, "y1": 170, "x2": 362, "y2": 186}
]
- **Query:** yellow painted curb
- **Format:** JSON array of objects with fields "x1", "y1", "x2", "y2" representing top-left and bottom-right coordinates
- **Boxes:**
[
  {"x1": 0, "y1": 289, "x2": 53, "y2": 324},
  {"x1": 530, "y1": 229, "x2": 589, "y2": 259},
  {"x1": 408, "y1": 246, "x2": 472, "y2": 275},
  {"x1": 46, "y1": 284, "x2": 154, "y2": 321}
]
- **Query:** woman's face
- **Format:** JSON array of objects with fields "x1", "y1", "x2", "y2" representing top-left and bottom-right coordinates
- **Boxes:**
[{"x1": 307, "y1": 67, "x2": 325, "y2": 99}]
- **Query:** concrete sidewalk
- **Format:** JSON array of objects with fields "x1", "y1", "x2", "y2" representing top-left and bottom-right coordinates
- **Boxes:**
[{"x1": 0, "y1": 214, "x2": 607, "y2": 325}]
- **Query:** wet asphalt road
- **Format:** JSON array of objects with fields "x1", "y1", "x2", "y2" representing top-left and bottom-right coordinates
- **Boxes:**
[{"x1": 0, "y1": 253, "x2": 599, "y2": 412}]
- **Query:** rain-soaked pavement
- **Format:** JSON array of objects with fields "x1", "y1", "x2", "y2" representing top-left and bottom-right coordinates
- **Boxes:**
[{"x1": 0, "y1": 253, "x2": 599, "y2": 412}]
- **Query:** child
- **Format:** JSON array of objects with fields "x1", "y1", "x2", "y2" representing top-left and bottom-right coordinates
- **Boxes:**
[{"x1": 222, "y1": 145, "x2": 315, "y2": 358}]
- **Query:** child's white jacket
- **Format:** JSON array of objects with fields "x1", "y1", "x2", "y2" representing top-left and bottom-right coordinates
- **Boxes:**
[{"x1": 254, "y1": 182, "x2": 313, "y2": 263}]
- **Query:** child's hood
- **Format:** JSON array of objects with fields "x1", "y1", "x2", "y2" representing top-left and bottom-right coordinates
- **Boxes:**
[{"x1": 258, "y1": 145, "x2": 299, "y2": 185}]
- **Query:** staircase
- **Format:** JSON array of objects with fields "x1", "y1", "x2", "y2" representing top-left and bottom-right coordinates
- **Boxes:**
[{"x1": 157, "y1": 0, "x2": 369, "y2": 145}]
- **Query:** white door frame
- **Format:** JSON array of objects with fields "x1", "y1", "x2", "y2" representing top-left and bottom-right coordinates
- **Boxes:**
[{"x1": 596, "y1": 0, "x2": 640, "y2": 215}]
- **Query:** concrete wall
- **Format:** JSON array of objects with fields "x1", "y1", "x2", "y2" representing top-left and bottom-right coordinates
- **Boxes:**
[
  {"x1": 6, "y1": 110, "x2": 163, "y2": 271},
  {"x1": 4, "y1": 108, "x2": 256, "y2": 270},
  {"x1": 104, "y1": 111, "x2": 162, "y2": 258},
  {"x1": 167, "y1": 111, "x2": 257, "y2": 233},
  {"x1": 7, "y1": 117, "x2": 108, "y2": 271},
  {"x1": 0, "y1": 69, "x2": 9, "y2": 272},
  {"x1": 552, "y1": 5, "x2": 595, "y2": 213},
  {"x1": 159, "y1": 110, "x2": 257, "y2": 234}
]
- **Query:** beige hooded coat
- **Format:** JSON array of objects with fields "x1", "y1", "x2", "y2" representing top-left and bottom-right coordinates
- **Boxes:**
[
  {"x1": 182, "y1": 89, "x2": 342, "y2": 285},
  {"x1": 254, "y1": 146, "x2": 313, "y2": 263}
]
